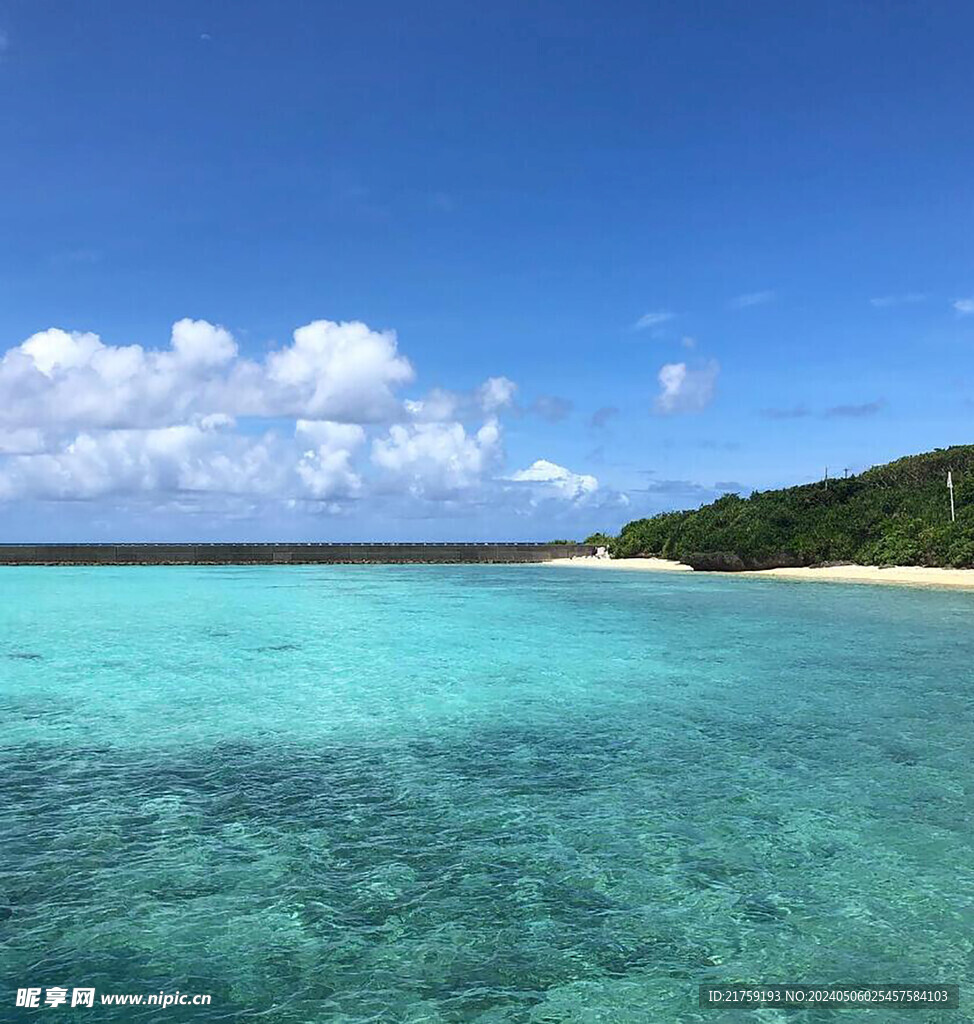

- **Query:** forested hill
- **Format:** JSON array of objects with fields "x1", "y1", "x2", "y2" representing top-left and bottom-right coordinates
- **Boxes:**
[{"x1": 610, "y1": 445, "x2": 974, "y2": 569}]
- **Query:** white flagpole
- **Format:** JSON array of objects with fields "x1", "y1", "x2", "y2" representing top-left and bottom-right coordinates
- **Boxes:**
[{"x1": 948, "y1": 471, "x2": 955, "y2": 523}]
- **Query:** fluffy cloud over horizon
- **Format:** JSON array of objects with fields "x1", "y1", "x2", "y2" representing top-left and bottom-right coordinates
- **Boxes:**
[
  {"x1": 506, "y1": 459, "x2": 600, "y2": 503},
  {"x1": 0, "y1": 319, "x2": 415, "y2": 430},
  {"x1": 372, "y1": 419, "x2": 503, "y2": 498},
  {"x1": 0, "y1": 317, "x2": 614, "y2": 527},
  {"x1": 0, "y1": 423, "x2": 288, "y2": 503}
]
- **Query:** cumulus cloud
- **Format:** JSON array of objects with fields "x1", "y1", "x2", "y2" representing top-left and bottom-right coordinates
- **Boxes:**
[
  {"x1": 506, "y1": 460, "x2": 598, "y2": 503},
  {"x1": 371, "y1": 419, "x2": 502, "y2": 498},
  {"x1": 0, "y1": 317, "x2": 413, "y2": 507},
  {"x1": 0, "y1": 318, "x2": 413, "y2": 431},
  {"x1": 170, "y1": 318, "x2": 238, "y2": 367},
  {"x1": 20, "y1": 328, "x2": 106, "y2": 375},
  {"x1": 265, "y1": 320, "x2": 413, "y2": 421},
  {"x1": 293, "y1": 419, "x2": 366, "y2": 499},
  {"x1": 296, "y1": 455, "x2": 362, "y2": 500},
  {"x1": 295, "y1": 419, "x2": 366, "y2": 450},
  {"x1": 655, "y1": 360, "x2": 719, "y2": 414},
  {"x1": 0, "y1": 426, "x2": 288, "y2": 503},
  {"x1": 634, "y1": 311, "x2": 675, "y2": 330},
  {"x1": 0, "y1": 316, "x2": 614, "y2": 521},
  {"x1": 954, "y1": 298, "x2": 974, "y2": 315}
]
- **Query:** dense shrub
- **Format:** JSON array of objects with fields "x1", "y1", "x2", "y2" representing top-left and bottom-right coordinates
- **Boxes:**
[
  {"x1": 583, "y1": 532, "x2": 614, "y2": 546},
  {"x1": 608, "y1": 445, "x2": 974, "y2": 568}
]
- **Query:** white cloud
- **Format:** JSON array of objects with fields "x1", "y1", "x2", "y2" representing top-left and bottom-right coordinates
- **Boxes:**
[
  {"x1": 954, "y1": 298, "x2": 974, "y2": 315},
  {"x1": 634, "y1": 311, "x2": 675, "y2": 330},
  {"x1": 20, "y1": 328, "x2": 105, "y2": 376},
  {"x1": 170, "y1": 318, "x2": 238, "y2": 367},
  {"x1": 266, "y1": 319, "x2": 413, "y2": 421},
  {"x1": 507, "y1": 459, "x2": 598, "y2": 503},
  {"x1": 294, "y1": 419, "x2": 365, "y2": 500},
  {"x1": 730, "y1": 290, "x2": 774, "y2": 309},
  {"x1": 296, "y1": 449, "x2": 362, "y2": 500},
  {"x1": 478, "y1": 376, "x2": 517, "y2": 412},
  {"x1": 0, "y1": 427, "x2": 287, "y2": 502},
  {"x1": 198, "y1": 412, "x2": 235, "y2": 431},
  {"x1": 295, "y1": 419, "x2": 366, "y2": 450},
  {"x1": 0, "y1": 428, "x2": 46, "y2": 455},
  {"x1": 407, "y1": 377, "x2": 522, "y2": 423},
  {"x1": 0, "y1": 318, "x2": 414, "y2": 430},
  {"x1": 655, "y1": 360, "x2": 719, "y2": 414},
  {"x1": 0, "y1": 315, "x2": 616, "y2": 523},
  {"x1": 0, "y1": 317, "x2": 412, "y2": 506},
  {"x1": 404, "y1": 388, "x2": 461, "y2": 422},
  {"x1": 0, "y1": 420, "x2": 369, "y2": 505},
  {"x1": 371, "y1": 419, "x2": 501, "y2": 497}
]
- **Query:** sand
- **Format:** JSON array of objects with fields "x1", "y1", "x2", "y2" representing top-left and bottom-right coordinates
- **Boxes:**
[
  {"x1": 740, "y1": 563, "x2": 974, "y2": 589},
  {"x1": 546, "y1": 555, "x2": 974, "y2": 589},
  {"x1": 545, "y1": 556, "x2": 692, "y2": 572}
]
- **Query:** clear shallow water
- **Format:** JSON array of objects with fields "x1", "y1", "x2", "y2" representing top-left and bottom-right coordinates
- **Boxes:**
[{"x1": 2, "y1": 565, "x2": 973, "y2": 1023}]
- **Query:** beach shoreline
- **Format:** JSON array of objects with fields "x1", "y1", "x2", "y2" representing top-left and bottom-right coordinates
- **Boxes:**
[
  {"x1": 546, "y1": 556, "x2": 693, "y2": 573},
  {"x1": 546, "y1": 555, "x2": 974, "y2": 589}
]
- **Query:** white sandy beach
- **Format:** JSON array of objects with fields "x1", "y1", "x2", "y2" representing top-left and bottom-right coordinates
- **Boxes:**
[
  {"x1": 547, "y1": 556, "x2": 974, "y2": 589},
  {"x1": 546, "y1": 556, "x2": 693, "y2": 573}
]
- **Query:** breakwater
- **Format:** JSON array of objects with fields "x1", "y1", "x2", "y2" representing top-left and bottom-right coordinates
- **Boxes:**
[{"x1": 0, "y1": 542, "x2": 595, "y2": 565}]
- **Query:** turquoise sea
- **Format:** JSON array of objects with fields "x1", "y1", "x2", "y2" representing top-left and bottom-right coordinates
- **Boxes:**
[{"x1": 2, "y1": 565, "x2": 973, "y2": 1022}]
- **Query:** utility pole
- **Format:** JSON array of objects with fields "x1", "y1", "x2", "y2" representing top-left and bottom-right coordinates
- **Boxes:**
[
  {"x1": 824, "y1": 466, "x2": 828, "y2": 491},
  {"x1": 948, "y1": 470, "x2": 956, "y2": 523}
]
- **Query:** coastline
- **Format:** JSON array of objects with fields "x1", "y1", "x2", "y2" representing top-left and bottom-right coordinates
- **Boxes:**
[{"x1": 546, "y1": 555, "x2": 974, "y2": 589}]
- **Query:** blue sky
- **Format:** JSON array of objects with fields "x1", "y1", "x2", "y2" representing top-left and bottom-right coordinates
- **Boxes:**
[{"x1": 1, "y1": 1, "x2": 972, "y2": 540}]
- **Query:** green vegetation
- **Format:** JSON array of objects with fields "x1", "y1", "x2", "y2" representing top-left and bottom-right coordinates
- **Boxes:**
[
  {"x1": 583, "y1": 532, "x2": 614, "y2": 546},
  {"x1": 609, "y1": 445, "x2": 974, "y2": 569}
]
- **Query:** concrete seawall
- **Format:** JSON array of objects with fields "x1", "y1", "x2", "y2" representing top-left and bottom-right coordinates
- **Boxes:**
[{"x1": 0, "y1": 543, "x2": 597, "y2": 565}]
